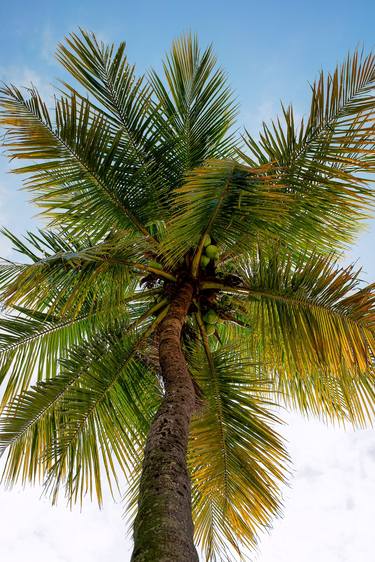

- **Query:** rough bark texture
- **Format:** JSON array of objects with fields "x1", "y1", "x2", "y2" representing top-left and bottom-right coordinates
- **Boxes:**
[{"x1": 131, "y1": 282, "x2": 199, "y2": 562}]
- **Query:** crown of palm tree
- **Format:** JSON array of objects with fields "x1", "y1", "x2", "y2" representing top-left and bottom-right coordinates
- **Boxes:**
[{"x1": 0, "y1": 31, "x2": 374, "y2": 560}]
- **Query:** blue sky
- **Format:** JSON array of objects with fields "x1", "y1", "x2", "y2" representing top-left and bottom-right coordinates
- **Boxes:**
[{"x1": 0, "y1": 1, "x2": 374, "y2": 561}]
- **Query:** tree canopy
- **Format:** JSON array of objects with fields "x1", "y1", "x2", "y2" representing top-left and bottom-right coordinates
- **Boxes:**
[{"x1": 0, "y1": 32, "x2": 374, "y2": 560}]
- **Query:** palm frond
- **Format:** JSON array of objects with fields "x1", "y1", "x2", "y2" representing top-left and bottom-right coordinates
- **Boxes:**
[
  {"x1": 202, "y1": 249, "x2": 375, "y2": 424},
  {"x1": 215, "y1": 311, "x2": 375, "y2": 426},
  {"x1": 275, "y1": 367, "x2": 375, "y2": 426},
  {"x1": 0, "y1": 228, "x2": 157, "y2": 313},
  {"x1": 57, "y1": 29, "x2": 151, "y2": 130},
  {"x1": 240, "y1": 50, "x2": 375, "y2": 252},
  {"x1": 44, "y1": 309, "x2": 165, "y2": 504},
  {"x1": 236, "y1": 249, "x2": 375, "y2": 375},
  {"x1": 0, "y1": 307, "x2": 106, "y2": 409},
  {"x1": 149, "y1": 34, "x2": 237, "y2": 177},
  {"x1": 161, "y1": 159, "x2": 289, "y2": 269},
  {"x1": 0, "y1": 287, "x2": 158, "y2": 411},
  {"x1": 56, "y1": 29, "x2": 174, "y2": 219},
  {"x1": 0, "y1": 308, "x2": 165, "y2": 504},
  {"x1": 206, "y1": 250, "x2": 375, "y2": 370},
  {"x1": 0, "y1": 86, "x2": 158, "y2": 239},
  {"x1": 186, "y1": 327, "x2": 288, "y2": 561}
]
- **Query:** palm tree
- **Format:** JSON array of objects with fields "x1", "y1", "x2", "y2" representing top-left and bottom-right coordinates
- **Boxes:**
[{"x1": 0, "y1": 31, "x2": 374, "y2": 561}]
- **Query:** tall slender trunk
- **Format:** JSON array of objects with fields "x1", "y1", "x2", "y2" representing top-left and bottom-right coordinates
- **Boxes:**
[{"x1": 131, "y1": 282, "x2": 199, "y2": 562}]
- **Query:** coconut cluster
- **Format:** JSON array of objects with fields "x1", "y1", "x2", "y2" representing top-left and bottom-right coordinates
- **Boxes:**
[
  {"x1": 203, "y1": 308, "x2": 220, "y2": 336},
  {"x1": 200, "y1": 234, "x2": 219, "y2": 268}
]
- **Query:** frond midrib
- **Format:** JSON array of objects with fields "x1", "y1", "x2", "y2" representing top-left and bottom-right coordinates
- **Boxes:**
[
  {"x1": 195, "y1": 313, "x2": 230, "y2": 501},
  {"x1": 201, "y1": 281, "x2": 375, "y2": 331}
]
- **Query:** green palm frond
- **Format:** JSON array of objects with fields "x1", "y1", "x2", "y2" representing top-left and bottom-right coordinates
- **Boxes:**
[
  {"x1": 0, "y1": 86, "x2": 158, "y2": 238},
  {"x1": 0, "y1": 307, "x2": 105, "y2": 408},
  {"x1": 56, "y1": 29, "x2": 152, "y2": 131},
  {"x1": 0, "y1": 228, "x2": 160, "y2": 313},
  {"x1": 205, "y1": 249, "x2": 375, "y2": 376},
  {"x1": 0, "y1": 224, "x2": 161, "y2": 409},
  {"x1": 44, "y1": 310, "x2": 164, "y2": 505},
  {"x1": 56, "y1": 30, "x2": 174, "y2": 214},
  {"x1": 240, "y1": 50, "x2": 375, "y2": 252},
  {"x1": 161, "y1": 159, "x2": 289, "y2": 269},
  {"x1": 149, "y1": 34, "x2": 237, "y2": 176},
  {"x1": 0, "y1": 309, "x2": 165, "y2": 504},
  {"x1": 0, "y1": 286, "x2": 160, "y2": 408},
  {"x1": 187, "y1": 335, "x2": 288, "y2": 561},
  {"x1": 237, "y1": 249, "x2": 375, "y2": 374}
]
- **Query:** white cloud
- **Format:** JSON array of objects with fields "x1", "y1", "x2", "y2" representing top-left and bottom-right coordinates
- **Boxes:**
[
  {"x1": 254, "y1": 413, "x2": 375, "y2": 562},
  {"x1": 0, "y1": 485, "x2": 130, "y2": 562},
  {"x1": 41, "y1": 24, "x2": 57, "y2": 63},
  {"x1": 0, "y1": 65, "x2": 54, "y2": 105},
  {"x1": 0, "y1": 412, "x2": 374, "y2": 561}
]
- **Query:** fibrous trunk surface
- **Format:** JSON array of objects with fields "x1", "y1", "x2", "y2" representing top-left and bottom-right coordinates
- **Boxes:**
[{"x1": 131, "y1": 282, "x2": 199, "y2": 562}]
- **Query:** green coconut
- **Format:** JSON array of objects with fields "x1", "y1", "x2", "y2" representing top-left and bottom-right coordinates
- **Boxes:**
[
  {"x1": 200, "y1": 255, "x2": 210, "y2": 268},
  {"x1": 205, "y1": 244, "x2": 219, "y2": 259},
  {"x1": 205, "y1": 324, "x2": 216, "y2": 336},
  {"x1": 203, "y1": 233, "x2": 211, "y2": 247},
  {"x1": 148, "y1": 260, "x2": 163, "y2": 270},
  {"x1": 203, "y1": 309, "x2": 219, "y2": 324}
]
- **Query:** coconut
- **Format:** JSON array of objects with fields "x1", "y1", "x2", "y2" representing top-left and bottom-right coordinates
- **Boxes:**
[
  {"x1": 204, "y1": 309, "x2": 219, "y2": 324},
  {"x1": 206, "y1": 324, "x2": 216, "y2": 336},
  {"x1": 205, "y1": 244, "x2": 219, "y2": 259},
  {"x1": 200, "y1": 255, "x2": 210, "y2": 268},
  {"x1": 203, "y1": 233, "x2": 211, "y2": 247},
  {"x1": 148, "y1": 260, "x2": 163, "y2": 270}
]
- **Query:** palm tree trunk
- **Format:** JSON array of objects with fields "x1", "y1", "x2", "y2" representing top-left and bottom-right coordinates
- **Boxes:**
[{"x1": 131, "y1": 282, "x2": 199, "y2": 562}]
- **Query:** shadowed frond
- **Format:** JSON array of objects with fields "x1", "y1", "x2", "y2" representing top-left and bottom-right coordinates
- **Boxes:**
[{"x1": 161, "y1": 159, "x2": 290, "y2": 269}]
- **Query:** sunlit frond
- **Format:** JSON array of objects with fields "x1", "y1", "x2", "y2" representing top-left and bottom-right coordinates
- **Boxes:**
[
  {"x1": 275, "y1": 367, "x2": 375, "y2": 427},
  {"x1": 232, "y1": 248, "x2": 375, "y2": 376},
  {"x1": 161, "y1": 159, "x2": 289, "y2": 268},
  {"x1": 0, "y1": 86, "x2": 159, "y2": 239},
  {"x1": 240, "y1": 50, "x2": 375, "y2": 252},
  {"x1": 0, "y1": 310, "x2": 165, "y2": 504},
  {"x1": 187, "y1": 332, "x2": 288, "y2": 561},
  {"x1": 201, "y1": 249, "x2": 375, "y2": 426},
  {"x1": 149, "y1": 34, "x2": 237, "y2": 178}
]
